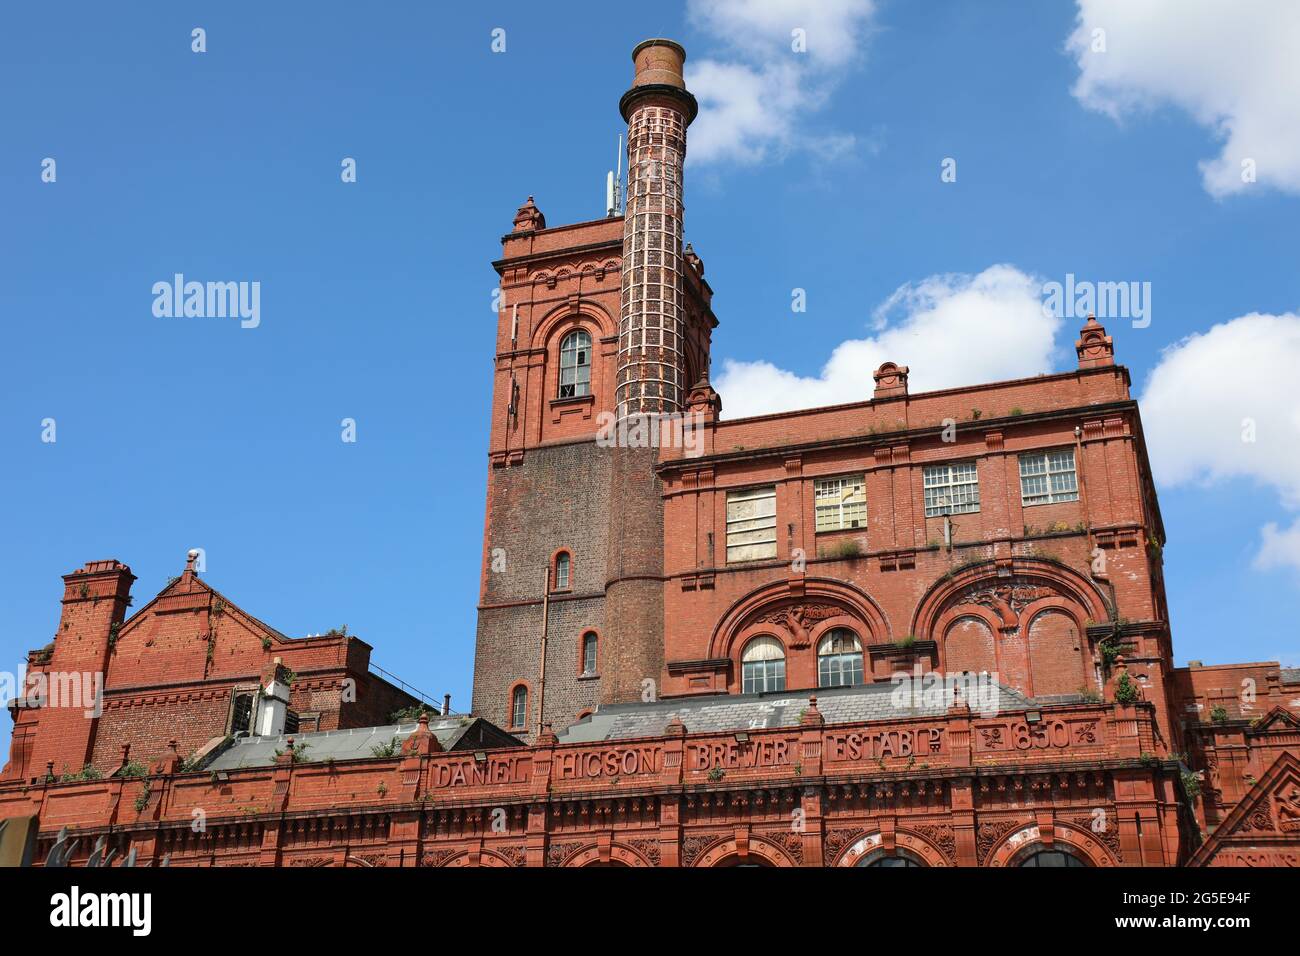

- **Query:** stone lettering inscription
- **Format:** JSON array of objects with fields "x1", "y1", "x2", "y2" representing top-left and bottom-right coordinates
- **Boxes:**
[
  {"x1": 554, "y1": 745, "x2": 664, "y2": 781},
  {"x1": 823, "y1": 727, "x2": 945, "y2": 764}
]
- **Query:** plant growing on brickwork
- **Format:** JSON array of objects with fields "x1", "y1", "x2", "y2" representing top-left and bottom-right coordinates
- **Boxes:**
[
  {"x1": 33, "y1": 643, "x2": 53, "y2": 665},
  {"x1": 1210, "y1": 705, "x2": 1229, "y2": 724},
  {"x1": 1008, "y1": 407, "x2": 1024, "y2": 416},
  {"x1": 895, "y1": 634, "x2": 916, "y2": 649},
  {"x1": 707, "y1": 767, "x2": 725, "y2": 782},
  {"x1": 370, "y1": 737, "x2": 402, "y2": 758},
  {"x1": 261, "y1": 637, "x2": 272, "y2": 651},
  {"x1": 389, "y1": 703, "x2": 436, "y2": 723},
  {"x1": 1113, "y1": 671, "x2": 1140, "y2": 705},
  {"x1": 107, "y1": 620, "x2": 121, "y2": 651},
  {"x1": 117, "y1": 761, "x2": 148, "y2": 779},
  {"x1": 134, "y1": 783, "x2": 152, "y2": 814},
  {"x1": 1147, "y1": 538, "x2": 1164, "y2": 562},
  {"x1": 377, "y1": 781, "x2": 388, "y2": 797},
  {"x1": 212, "y1": 597, "x2": 226, "y2": 616},
  {"x1": 831, "y1": 539, "x2": 861, "y2": 559},
  {"x1": 970, "y1": 408, "x2": 982, "y2": 420},
  {"x1": 78, "y1": 583, "x2": 89, "y2": 599},
  {"x1": 1139, "y1": 751, "x2": 1160, "y2": 768},
  {"x1": 1075, "y1": 686, "x2": 1102, "y2": 704},
  {"x1": 1049, "y1": 521, "x2": 1072, "y2": 533},
  {"x1": 324, "y1": 625, "x2": 349, "y2": 638},
  {"x1": 1179, "y1": 768, "x2": 1202, "y2": 802},
  {"x1": 60, "y1": 763, "x2": 102, "y2": 783},
  {"x1": 274, "y1": 741, "x2": 311, "y2": 763},
  {"x1": 793, "y1": 762, "x2": 802, "y2": 777}
]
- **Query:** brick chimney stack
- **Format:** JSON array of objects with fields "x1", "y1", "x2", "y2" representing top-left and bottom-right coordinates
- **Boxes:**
[{"x1": 616, "y1": 39, "x2": 698, "y2": 421}]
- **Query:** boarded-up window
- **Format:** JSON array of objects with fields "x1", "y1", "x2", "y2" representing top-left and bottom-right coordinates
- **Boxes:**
[{"x1": 726, "y1": 486, "x2": 777, "y2": 562}]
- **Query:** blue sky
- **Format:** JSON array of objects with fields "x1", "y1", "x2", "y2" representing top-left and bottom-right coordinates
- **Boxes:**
[{"x1": 2, "y1": 2, "x2": 1298, "y2": 757}]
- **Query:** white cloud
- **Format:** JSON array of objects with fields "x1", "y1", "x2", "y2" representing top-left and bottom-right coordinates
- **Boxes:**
[
  {"x1": 1067, "y1": 0, "x2": 1300, "y2": 197},
  {"x1": 714, "y1": 264, "x2": 1061, "y2": 418},
  {"x1": 1257, "y1": 519, "x2": 1300, "y2": 573},
  {"x1": 685, "y1": 0, "x2": 878, "y2": 165},
  {"x1": 1138, "y1": 312, "x2": 1300, "y2": 570}
]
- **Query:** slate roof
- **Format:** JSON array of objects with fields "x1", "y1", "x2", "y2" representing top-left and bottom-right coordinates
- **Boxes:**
[
  {"x1": 204, "y1": 717, "x2": 520, "y2": 771},
  {"x1": 555, "y1": 680, "x2": 1037, "y2": 744},
  {"x1": 1281, "y1": 668, "x2": 1300, "y2": 685}
]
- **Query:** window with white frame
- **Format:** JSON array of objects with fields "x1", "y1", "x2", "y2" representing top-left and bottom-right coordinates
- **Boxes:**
[
  {"x1": 1019, "y1": 449, "x2": 1079, "y2": 506},
  {"x1": 817, "y1": 628, "x2": 864, "y2": 688},
  {"x1": 510, "y1": 685, "x2": 527, "y2": 729},
  {"x1": 726, "y1": 486, "x2": 777, "y2": 562},
  {"x1": 581, "y1": 632, "x2": 598, "y2": 676},
  {"x1": 923, "y1": 462, "x2": 980, "y2": 517},
  {"x1": 558, "y1": 330, "x2": 592, "y2": 398},
  {"x1": 814, "y1": 474, "x2": 866, "y2": 532},
  {"x1": 741, "y1": 636, "x2": 786, "y2": 694},
  {"x1": 553, "y1": 551, "x2": 571, "y2": 590}
]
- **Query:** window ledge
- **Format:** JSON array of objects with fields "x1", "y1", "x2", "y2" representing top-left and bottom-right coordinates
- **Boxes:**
[
  {"x1": 549, "y1": 394, "x2": 595, "y2": 409},
  {"x1": 577, "y1": 673, "x2": 600, "y2": 682}
]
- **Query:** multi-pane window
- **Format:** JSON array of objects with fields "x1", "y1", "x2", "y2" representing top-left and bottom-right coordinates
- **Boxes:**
[
  {"x1": 1019, "y1": 449, "x2": 1079, "y2": 506},
  {"x1": 814, "y1": 475, "x2": 866, "y2": 532},
  {"x1": 726, "y1": 486, "x2": 777, "y2": 562},
  {"x1": 741, "y1": 636, "x2": 786, "y2": 694},
  {"x1": 817, "y1": 628, "x2": 864, "y2": 688},
  {"x1": 581, "y1": 632, "x2": 598, "y2": 676},
  {"x1": 554, "y1": 552, "x2": 571, "y2": 590},
  {"x1": 1019, "y1": 849, "x2": 1085, "y2": 868},
  {"x1": 558, "y1": 330, "x2": 592, "y2": 398},
  {"x1": 230, "y1": 693, "x2": 254, "y2": 735},
  {"x1": 510, "y1": 685, "x2": 527, "y2": 729},
  {"x1": 923, "y1": 462, "x2": 980, "y2": 517}
]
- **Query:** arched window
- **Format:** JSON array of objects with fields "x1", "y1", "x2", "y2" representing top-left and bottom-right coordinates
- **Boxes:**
[
  {"x1": 1018, "y1": 849, "x2": 1085, "y2": 868},
  {"x1": 553, "y1": 551, "x2": 571, "y2": 590},
  {"x1": 858, "y1": 855, "x2": 921, "y2": 868},
  {"x1": 817, "y1": 628, "x2": 864, "y2": 688},
  {"x1": 558, "y1": 330, "x2": 592, "y2": 398},
  {"x1": 510, "y1": 685, "x2": 528, "y2": 730},
  {"x1": 581, "y1": 632, "x2": 598, "y2": 676},
  {"x1": 741, "y1": 636, "x2": 786, "y2": 694}
]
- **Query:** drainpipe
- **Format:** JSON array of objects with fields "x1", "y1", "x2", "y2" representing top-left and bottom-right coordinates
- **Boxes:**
[{"x1": 537, "y1": 566, "x2": 550, "y2": 736}]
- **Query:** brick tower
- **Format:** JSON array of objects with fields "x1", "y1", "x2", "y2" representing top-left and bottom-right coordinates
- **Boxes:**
[{"x1": 472, "y1": 39, "x2": 712, "y2": 740}]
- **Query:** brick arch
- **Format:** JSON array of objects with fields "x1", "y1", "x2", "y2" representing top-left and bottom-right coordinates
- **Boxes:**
[
  {"x1": 529, "y1": 302, "x2": 616, "y2": 352},
  {"x1": 832, "y1": 829, "x2": 949, "y2": 867},
  {"x1": 441, "y1": 848, "x2": 513, "y2": 867},
  {"x1": 985, "y1": 822, "x2": 1117, "y2": 868},
  {"x1": 692, "y1": 833, "x2": 798, "y2": 868},
  {"x1": 911, "y1": 558, "x2": 1111, "y2": 644},
  {"x1": 708, "y1": 578, "x2": 891, "y2": 662},
  {"x1": 562, "y1": 842, "x2": 654, "y2": 867},
  {"x1": 940, "y1": 614, "x2": 997, "y2": 680},
  {"x1": 1025, "y1": 606, "x2": 1090, "y2": 698}
]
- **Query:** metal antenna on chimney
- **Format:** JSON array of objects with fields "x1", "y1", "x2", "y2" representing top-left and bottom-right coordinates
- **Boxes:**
[{"x1": 606, "y1": 133, "x2": 623, "y2": 217}]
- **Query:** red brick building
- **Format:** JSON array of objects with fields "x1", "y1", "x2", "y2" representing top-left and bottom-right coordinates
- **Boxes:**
[{"x1": 2, "y1": 39, "x2": 1298, "y2": 869}]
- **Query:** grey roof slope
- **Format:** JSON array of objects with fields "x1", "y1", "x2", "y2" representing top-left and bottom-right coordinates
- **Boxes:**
[
  {"x1": 204, "y1": 716, "x2": 521, "y2": 771},
  {"x1": 555, "y1": 681, "x2": 1037, "y2": 744},
  {"x1": 1282, "y1": 668, "x2": 1300, "y2": 685}
]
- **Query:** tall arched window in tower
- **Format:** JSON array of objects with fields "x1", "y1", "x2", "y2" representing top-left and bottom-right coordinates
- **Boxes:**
[
  {"x1": 510, "y1": 685, "x2": 528, "y2": 730},
  {"x1": 581, "y1": 631, "x2": 598, "y2": 676},
  {"x1": 741, "y1": 636, "x2": 786, "y2": 694},
  {"x1": 553, "y1": 551, "x2": 571, "y2": 591},
  {"x1": 817, "y1": 628, "x2": 864, "y2": 688},
  {"x1": 558, "y1": 330, "x2": 592, "y2": 398}
]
